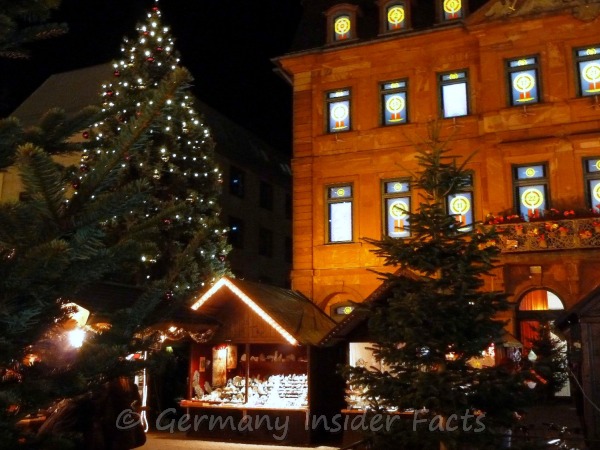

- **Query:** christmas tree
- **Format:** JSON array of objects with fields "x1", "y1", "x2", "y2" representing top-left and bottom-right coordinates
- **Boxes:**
[
  {"x1": 345, "y1": 123, "x2": 532, "y2": 449},
  {"x1": 0, "y1": 2, "x2": 230, "y2": 447},
  {"x1": 79, "y1": 0, "x2": 230, "y2": 296}
]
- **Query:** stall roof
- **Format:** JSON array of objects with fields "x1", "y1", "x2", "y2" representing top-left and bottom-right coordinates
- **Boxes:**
[
  {"x1": 556, "y1": 284, "x2": 600, "y2": 331},
  {"x1": 190, "y1": 277, "x2": 337, "y2": 347},
  {"x1": 319, "y1": 270, "x2": 523, "y2": 348}
]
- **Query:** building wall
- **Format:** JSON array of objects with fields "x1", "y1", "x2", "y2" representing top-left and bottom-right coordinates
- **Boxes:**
[{"x1": 277, "y1": 6, "x2": 600, "y2": 319}]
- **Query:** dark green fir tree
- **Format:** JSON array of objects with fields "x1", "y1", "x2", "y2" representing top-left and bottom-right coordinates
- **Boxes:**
[
  {"x1": 526, "y1": 322, "x2": 568, "y2": 401},
  {"x1": 1, "y1": 2, "x2": 230, "y2": 448},
  {"x1": 0, "y1": 0, "x2": 67, "y2": 59},
  {"x1": 79, "y1": 0, "x2": 230, "y2": 297},
  {"x1": 344, "y1": 123, "x2": 533, "y2": 450}
]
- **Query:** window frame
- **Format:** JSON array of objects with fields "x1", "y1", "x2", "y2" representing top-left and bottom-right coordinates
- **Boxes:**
[
  {"x1": 377, "y1": 0, "x2": 411, "y2": 34},
  {"x1": 436, "y1": 0, "x2": 467, "y2": 23},
  {"x1": 512, "y1": 162, "x2": 550, "y2": 220},
  {"x1": 325, "y1": 88, "x2": 352, "y2": 134},
  {"x1": 228, "y1": 216, "x2": 244, "y2": 249},
  {"x1": 506, "y1": 55, "x2": 542, "y2": 107},
  {"x1": 326, "y1": 183, "x2": 354, "y2": 244},
  {"x1": 446, "y1": 172, "x2": 474, "y2": 232},
  {"x1": 380, "y1": 79, "x2": 409, "y2": 126},
  {"x1": 574, "y1": 44, "x2": 600, "y2": 98},
  {"x1": 229, "y1": 165, "x2": 245, "y2": 198},
  {"x1": 381, "y1": 178, "x2": 411, "y2": 238},
  {"x1": 438, "y1": 69, "x2": 470, "y2": 119},
  {"x1": 259, "y1": 180, "x2": 274, "y2": 211},
  {"x1": 325, "y1": 4, "x2": 359, "y2": 45},
  {"x1": 258, "y1": 227, "x2": 274, "y2": 257},
  {"x1": 583, "y1": 157, "x2": 600, "y2": 212}
]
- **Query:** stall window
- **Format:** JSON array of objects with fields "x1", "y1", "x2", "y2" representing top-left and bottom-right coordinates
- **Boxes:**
[
  {"x1": 583, "y1": 157, "x2": 600, "y2": 212},
  {"x1": 228, "y1": 216, "x2": 244, "y2": 249},
  {"x1": 378, "y1": 1, "x2": 410, "y2": 33},
  {"x1": 229, "y1": 165, "x2": 245, "y2": 198},
  {"x1": 382, "y1": 179, "x2": 411, "y2": 238},
  {"x1": 439, "y1": 70, "x2": 469, "y2": 118},
  {"x1": 381, "y1": 80, "x2": 408, "y2": 126},
  {"x1": 507, "y1": 56, "x2": 541, "y2": 106},
  {"x1": 446, "y1": 173, "x2": 474, "y2": 231},
  {"x1": 327, "y1": 184, "x2": 353, "y2": 243},
  {"x1": 325, "y1": 4, "x2": 359, "y2": 45},
  {"x1": 513, "y1": 163, "x2": 549, "y2": 220},
  {"x1": 437, "y1": 0, "x2": 465, "y2": 22},
  {"x1": 259, "y1": 180, "x2": 273, "y2": 210},
  {"x1": 575, "y1": 45, "x2": 600, "y2": 97},
  {"x1": 326, "y1": 89, "x2": 351, "y2": 133}
]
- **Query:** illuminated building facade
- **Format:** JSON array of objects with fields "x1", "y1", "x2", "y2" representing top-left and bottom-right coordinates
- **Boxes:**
[{"x1": 275, "y1": 0, "x2": 600, "y2": 378}]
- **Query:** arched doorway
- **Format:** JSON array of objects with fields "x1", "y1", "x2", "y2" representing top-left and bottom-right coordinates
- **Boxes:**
[{"x1": 517, "y1": 289, "x2": 570, "y2": 397}]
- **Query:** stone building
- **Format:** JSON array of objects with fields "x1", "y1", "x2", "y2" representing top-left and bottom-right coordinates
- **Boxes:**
[{"x1": 274, "y1": 0, "x2": 600, "y2": 439}]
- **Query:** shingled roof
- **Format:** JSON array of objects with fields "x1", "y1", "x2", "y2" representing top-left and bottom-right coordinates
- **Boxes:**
[{"x1": 191, "y1": 277, "x2": 337, "y2": 346}]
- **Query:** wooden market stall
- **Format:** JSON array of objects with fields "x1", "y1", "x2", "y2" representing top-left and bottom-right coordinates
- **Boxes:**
[{"x1": 180, "y1": 277, "x2": 340, "y2": 446}]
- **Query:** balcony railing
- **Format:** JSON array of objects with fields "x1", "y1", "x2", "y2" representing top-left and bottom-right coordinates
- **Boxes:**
[{"x1": 491, "y1": 217, "x2": 600, "y2": 253}]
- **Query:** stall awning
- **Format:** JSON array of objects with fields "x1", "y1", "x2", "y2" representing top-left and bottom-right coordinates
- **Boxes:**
[{"x1": 190, "y1": 277, "x2": 337, "y2": 346}]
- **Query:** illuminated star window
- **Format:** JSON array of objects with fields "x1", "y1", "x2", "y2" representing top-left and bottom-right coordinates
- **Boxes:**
[
  {"x1": 513, "y1": 163, "x2": 549, "y2": 220},
  {"x1": 326, "y1": 89, "x2": 351, "y2": 133},
  {"x1": 440, "y1": 0, "x2": 464, "y2": 21},
  {"x1": 381, "y1": 80, "x2": 408, "y2": 125},
  {"x1": 575, "y1": 45, "x2": 600, "y2": 97},
  {"x1": 325, "y1": 4, "x2": 359, "y2": 45},
  {"x1": 383, "y1": 179, "x2": 411, "y2": 238},
  {"x1": 507, "y1": 56, "x2": 541, "y2": 106},
  {"x1": 583, "y1": 157, "x2": 600, "y2": 211}
]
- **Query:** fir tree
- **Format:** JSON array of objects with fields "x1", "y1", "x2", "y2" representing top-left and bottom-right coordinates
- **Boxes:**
[
  {"x1": 79, "y1": 1, "x2": 230, "y2": 297},
  {"x1": 1, "y1": 2, "x2": 230, "y2": 447},
  {"x1": 0, "y1": 0, "x2": 67, "y2": 59},
  {"x1": 345, "y1": 122, "x2": 532, "y2": 450},
  {"x1": 526, "y1": 322, "x2": 568, "y2": 401}
]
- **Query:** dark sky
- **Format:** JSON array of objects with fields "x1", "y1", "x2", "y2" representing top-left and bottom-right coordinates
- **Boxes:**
[{"x1": 0, "y1": 0, "x2": 303, "y2": 153}]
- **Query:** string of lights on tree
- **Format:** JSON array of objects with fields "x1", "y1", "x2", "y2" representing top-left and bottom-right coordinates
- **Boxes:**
[{"x1": 78, "y1": 0, "x2": 229, "y2": 294}]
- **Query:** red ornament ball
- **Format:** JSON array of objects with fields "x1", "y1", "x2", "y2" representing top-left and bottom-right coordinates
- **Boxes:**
[
  {"x1": 146, "y1": 57, "x2": 155, "y2": 62},
  {"x1": 113, "y1": 70, "x2": 120, "y2": 77},
  {"x1": 106, "y1": 90, "x2": 114, "y2": 97},
  {"x1": 156, "y1": 46, "x2": 163, "y2": 52},
  {"x1": 82, "y1": 131, "x2": 89, "y2": 139}
]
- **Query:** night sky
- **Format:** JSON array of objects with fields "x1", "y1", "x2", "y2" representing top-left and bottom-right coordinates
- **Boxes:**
[{"x1": 0, "y1": 0, "x2": 303, "y2": 153}]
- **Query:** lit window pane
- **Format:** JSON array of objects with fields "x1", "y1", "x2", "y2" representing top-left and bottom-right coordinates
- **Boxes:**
[
  {"x1": 443, "y1": 0, "x2": 463, "y2": 20},
  {"x1": 518, "y1": 184, "x2": 547, "y2": 218},
  {"x1": 576, "y1": 46, "x2": 600, "y2": 97},
  {"x1": 442, "y1": 83, "x2": 468, "y2": 118},
  {"x1": 516, "y1": 165, "x2": 545, "y2": 180},
  {"x1": 387, "y1": 4, "x2": 406, "y2": 30},
  {"x1": 334, "y1": 15, "x2": 351, "y2": 41},
  {"x1": 507, "y1": 57, "x2": 540, "y2": 106},
  {"x1": 447, "y1": 192, "x2": 473, "y2": 231},
  {"x1": 386, "y1": 197, "x2": 410, "y2": 238},
  {"x1": 329, "y1": 202, "x2": 352, "y2": 242}
]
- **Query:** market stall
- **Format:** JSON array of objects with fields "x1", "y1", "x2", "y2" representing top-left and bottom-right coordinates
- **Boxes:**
[{"x1": 180, "y1": 277, "x2": 338, "y2": 445}]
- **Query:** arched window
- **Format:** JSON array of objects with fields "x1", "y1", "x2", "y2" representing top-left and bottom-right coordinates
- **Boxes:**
[
  {"x1": 377, "y1": 1, "x2": 411, "y2": 34},
  {"x1": 325, "y1": 4, "x2": 359, "y2": 45},
  {"x1": 517, "y1": 289, "x2": 564, "y2": 348},
  {"x1": 436, "y1": 0, "x2": 467, "y2": 23}
]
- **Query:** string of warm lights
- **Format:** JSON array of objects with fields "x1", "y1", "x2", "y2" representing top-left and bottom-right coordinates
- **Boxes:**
[
  {"x1": 76, "y1": 0, "x2": 228, "y2": 290},
  {"x1": 191, "y1": 278, "x2": 299, "y2": 346}
]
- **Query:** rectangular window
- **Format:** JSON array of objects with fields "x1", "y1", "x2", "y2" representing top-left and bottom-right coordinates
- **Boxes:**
[
  {"x1": 384, "y1": 2, "x2": 408, "y2": 31},
  {"x1": 228, "y1": 216, "x2": 244, "y2": 249},
  {"x1": 327, "y1": 184, "x2": 353, "y2": 243},
  {"x1": 382, "y1": 179, "x2": 410, "y2": 238},
  {"x1": 259, "y1": 180, "x2": 273, "y2": 210},
  {"x1": 583, "y1": 157, "x2": 600, "y2": 212},
  {"x1": 575, "y1": 45, "x2": 600, "y2": 97},
  {"x1": 381, "y1": 80, "x2": 408, "y2": 126},
  {"x1": 507, "y1": 56, "x2": 541, "y2": 106},
  {"x1": 229, "y1": 166, "x2": 245, "y2": 198},
  {"x1": 326, "y1": 89, "x2": 351, "y2": 133},
  {"x1": 513, "y1": 163, "x2": 549, "y2": 220},
  {"x1": 446, "y1": 174, "x2": 474, "y2": 232},
  {"x1": 439, "y1": 70, "x2": 469, "y2": 118},
  {"x1": 258, "y1": 227, "x2": 273, "y2": 257}
]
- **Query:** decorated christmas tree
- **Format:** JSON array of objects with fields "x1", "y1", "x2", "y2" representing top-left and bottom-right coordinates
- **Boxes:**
[
  {"x1": 1, "y1": 2, "x2": 230, "y2": 447},
  {"x1": 345, "y1": 123, "x2": 533, "y2": 449},
  {"x1": 79, "y1": 1, "x2": 230, "y2": 296}
]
